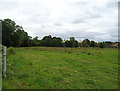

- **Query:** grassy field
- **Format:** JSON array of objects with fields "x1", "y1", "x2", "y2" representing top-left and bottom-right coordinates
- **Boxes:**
[{"x1": 2, "y1": 47, "x2": 118, "y2": 89}]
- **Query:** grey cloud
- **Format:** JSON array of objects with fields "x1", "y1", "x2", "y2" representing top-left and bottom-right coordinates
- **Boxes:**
[
  {"x1": 68, "y1": 1, "x2": 89, "y2": 6},
  {"x1": 87, "y1": 13, "x2": 101, "y2": 18},
  {"x1": 70, "y1": 13, "x2": 101, "y2": 25},
  {"x1": 54, "y1": 23, "x2": 63, "y2": 26},
  {"x1": 106, "y1": 2, "x2": 118, "y2": 9},
  {"x1": 0, "y1": 0, "x2": 118, "y2": 42},
  {"x1": 70, "y1": 19, "x2": 85, "y2": 24}
]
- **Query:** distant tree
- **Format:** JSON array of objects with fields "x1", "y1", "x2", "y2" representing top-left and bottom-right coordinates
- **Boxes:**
[
  {"x1": 99, "y1": 42, "x2": 104, "y2": 48},
  {"x1": 38, "y1": 40, "x2": 44, "y2": 46},
  {"x1": 42, "y1": 35, "x2": 52, "y2": 47},
  {"x1": 51, "y1": 37, "x2": 63, "y2": 47},
  {"x1": 103, "y1": 41, "x2": 112, "y2": 48},
  {"x1": 70, "y1": 37, "x2": 75, "y2": 41},
  {"x1": 42, "y1": 35, "x2": 52, "y2": 40},
  {"x1": 94, "y1": 42, "x2": 98, "y2": 47},
  {"x1": 32, "y1": 36, "x2": 39, "y2": 46},
  {"x1": 69, "y1": 37, "x2": 78, "y2": 47},
  {"x1": 40, "y1": 35, "x2": 63, "y2": 47},
  {"x1": 65, "y1": 37, "x2": 78, "y2": 47},
  {"x1": 90, "y1": 41, "x2": 95, "y2": 47},
  {"x1": 82, "y1": 39, "x2": 90, "y2": 47},
  {"x1": 65, "y1": 40, "x2": 73, "y2": 47}
]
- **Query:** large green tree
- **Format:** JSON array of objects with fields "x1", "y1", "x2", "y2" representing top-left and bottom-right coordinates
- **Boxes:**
[
  {"x1": 21, "y1": 32, "x2": 32, "y2": 47},
  {"x1": 2, "y1": 18, "x2": 32, "y2": 47},
  {"x1": 11, "y1": 25, "x2": 26, "y2": 47},
  {"x1": 2, "y1": 19, "x2": 16, "y2": 46}
]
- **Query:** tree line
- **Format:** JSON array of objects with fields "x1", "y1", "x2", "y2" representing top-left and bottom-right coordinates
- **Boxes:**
[{"x1": 1, "y1": 19, "x2": 119, "y2": 48}]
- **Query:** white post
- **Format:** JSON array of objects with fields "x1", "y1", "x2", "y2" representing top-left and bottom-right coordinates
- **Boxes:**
[{"x1": 3, "y1": 46, "x2": 6, "y2": 78}]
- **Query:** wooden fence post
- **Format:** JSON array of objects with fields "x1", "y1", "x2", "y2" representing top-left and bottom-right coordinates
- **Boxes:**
[{"x1": 3, "y1": 46, "x2": 6, "y2": 78}]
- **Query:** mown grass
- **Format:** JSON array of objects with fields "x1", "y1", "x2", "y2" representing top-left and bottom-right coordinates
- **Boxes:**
[{"x1": 2, "y1": 47, "x2": 118, "y2": 89}]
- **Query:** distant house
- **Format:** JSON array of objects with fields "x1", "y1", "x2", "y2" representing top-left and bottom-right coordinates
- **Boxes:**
[{"x1": 110, "y1": 43, "x2": 118, "y2": 48}]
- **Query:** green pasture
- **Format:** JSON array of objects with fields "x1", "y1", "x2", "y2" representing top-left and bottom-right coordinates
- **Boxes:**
[{"x1": 2, "y1": 47, "x2": 118, "y2": 89}]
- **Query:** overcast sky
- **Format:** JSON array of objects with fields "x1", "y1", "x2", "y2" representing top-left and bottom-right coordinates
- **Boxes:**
[{"x1": 0, "y1": 0, "x2": 119, "y2": 42}]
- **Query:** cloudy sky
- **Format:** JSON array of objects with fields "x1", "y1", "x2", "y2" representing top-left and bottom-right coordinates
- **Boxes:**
[{"x1": 0, "y1": 0, "x2": 119, "y2": 42}]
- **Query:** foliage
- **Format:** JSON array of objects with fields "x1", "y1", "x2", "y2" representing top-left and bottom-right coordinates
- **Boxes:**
[
  {"x1": 32, "y1": 36, "x2": 39, "y2": 46},
  {"x1": 2, "y1": 19, "x2": 32, "y2": 47},
  {"x1": 39, "y1": 35, "x2": 63, "y2": 47},
  {"x1": 90, "y1": 41, "x2": 95, "y2": 47},
  {"x1": 82, "y1": 39, "x2": 90, "y2": 47},
  {"x1": 65, "y1": 37, "x2": 78, "y2": 47},
  {"x1": 51, "y1": 37, "x2": 63, "y2": 47}
]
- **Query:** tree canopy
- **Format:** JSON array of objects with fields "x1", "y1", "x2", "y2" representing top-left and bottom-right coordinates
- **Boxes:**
[
  {"x1": 2, "y1": 19, "x2": 33, "y2": 47},
  {"x1": 2, "y1": 18, "x2": 118, "y2": 48}
]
